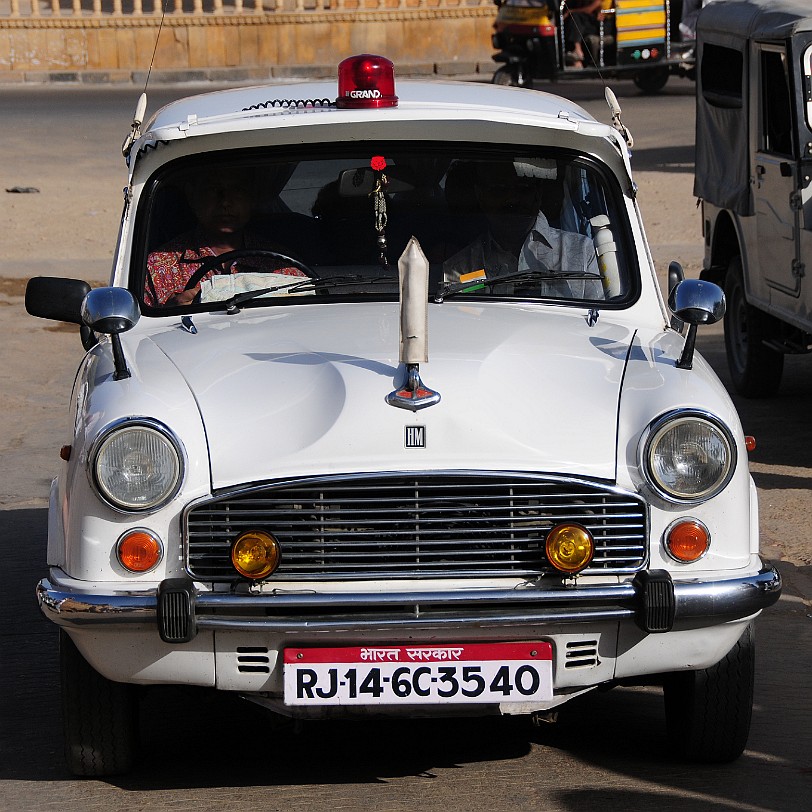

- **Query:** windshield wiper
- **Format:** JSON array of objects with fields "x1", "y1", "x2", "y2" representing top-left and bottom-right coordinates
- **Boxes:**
[
  {"x1": 212, "y1": 274, "x2": 398, "y2": 313},
  {"x1": 434, "y1": 269, "x2": 602, "y2": 302}
]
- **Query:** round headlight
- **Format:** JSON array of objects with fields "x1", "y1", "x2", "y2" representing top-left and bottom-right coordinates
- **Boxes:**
[
  {"x1": 643, "y1": 412, "x2": 735, "y2": 502},
  {"x1": 93, "y1": 422, "x2": 182, "y2": 511}
]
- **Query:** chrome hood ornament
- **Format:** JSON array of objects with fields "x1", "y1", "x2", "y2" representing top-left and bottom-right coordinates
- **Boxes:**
[{"x1": 387, "y1": 237, "x2": 441, "y2": 411}]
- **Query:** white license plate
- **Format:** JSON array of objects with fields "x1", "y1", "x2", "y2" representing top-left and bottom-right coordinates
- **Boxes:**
[{"x1": 283, "y1": 642, "x2": 553, "y2": 706}]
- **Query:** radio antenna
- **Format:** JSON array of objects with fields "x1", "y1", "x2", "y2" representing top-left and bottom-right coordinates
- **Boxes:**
[
  {"x1": 122, "y1": 0, "x2": 169, "y2": 159},
  {"x1": 143, "y1": 0, "x2": 169, "y2": 93}
]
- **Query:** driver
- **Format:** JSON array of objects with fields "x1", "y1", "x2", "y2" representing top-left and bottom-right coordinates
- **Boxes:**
[{"x1": 145, "y1": 167, "x2": 306, "y2": 307}]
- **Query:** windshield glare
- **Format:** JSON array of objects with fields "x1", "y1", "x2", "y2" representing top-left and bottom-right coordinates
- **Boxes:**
[{"x1": 139, "y1": 147, "x2": 634, "y2": 313}]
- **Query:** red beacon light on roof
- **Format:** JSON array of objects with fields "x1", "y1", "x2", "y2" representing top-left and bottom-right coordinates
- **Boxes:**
[{"x1": 336, "y1": 54, "x2": 398, "y2": 109}]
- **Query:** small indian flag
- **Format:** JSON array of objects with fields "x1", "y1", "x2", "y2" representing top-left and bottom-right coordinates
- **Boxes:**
[{"x1": 459, "y1": 269, "x2": 487, "y2": 291}]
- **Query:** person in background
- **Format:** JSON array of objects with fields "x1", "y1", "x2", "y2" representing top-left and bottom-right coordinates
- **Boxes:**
[{"x1": 565, "y1": 0, "x2": 612, "y2": 68}]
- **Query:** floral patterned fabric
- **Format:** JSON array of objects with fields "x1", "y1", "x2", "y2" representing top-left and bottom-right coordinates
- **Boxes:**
[{"x1": 145, "y1": 227, "x2": 306, "y2": 306}]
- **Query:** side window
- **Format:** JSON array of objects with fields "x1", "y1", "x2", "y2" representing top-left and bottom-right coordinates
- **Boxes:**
[
  {"x1": 700, "y1": 43, "x2": 743, "y2": 109},
  {"x1": 759, "y1": 48, "x2": 793, "y2": 156}
]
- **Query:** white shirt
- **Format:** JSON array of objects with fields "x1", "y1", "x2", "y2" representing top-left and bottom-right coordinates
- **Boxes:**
[{"x1": 443, "y1": 211, "x2": 603, "y2": 300}]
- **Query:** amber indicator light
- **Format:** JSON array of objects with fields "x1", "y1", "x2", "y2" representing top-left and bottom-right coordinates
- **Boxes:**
[
  {"x1": 666, "y1": 519, "x2": 710, "y2": 562},
  {"x1": 117, "y1": 530, "x2": 162, "y2": 572}
]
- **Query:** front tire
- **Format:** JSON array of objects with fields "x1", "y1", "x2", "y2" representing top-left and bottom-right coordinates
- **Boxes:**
[
  {"x1": 663, "y1": 623, "x2": 755, "y2": 763},
  {"x1": 724, "y1": 256, "x2": 784, "y2": 397},
  {"x1": 60, "y1": 630, "x2": 139, "y2": 776}
]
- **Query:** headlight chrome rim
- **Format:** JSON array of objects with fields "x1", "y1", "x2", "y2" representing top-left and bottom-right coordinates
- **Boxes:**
[
  {"x1": 641, "y1": 410, "x2": 736, "y2": 504},
  {"x1": 90, "y1": 418, "x2": 184, "y2": 512}
]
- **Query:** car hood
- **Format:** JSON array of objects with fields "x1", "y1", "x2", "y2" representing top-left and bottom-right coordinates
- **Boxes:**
[{"x1": 145, "y1": 303, "x2": 634, "y2": 490}]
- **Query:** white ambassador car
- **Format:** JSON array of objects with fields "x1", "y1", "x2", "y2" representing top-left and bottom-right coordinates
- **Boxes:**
[{"x1": 27, "y1": 55, "x2": 781, "y2": 776}]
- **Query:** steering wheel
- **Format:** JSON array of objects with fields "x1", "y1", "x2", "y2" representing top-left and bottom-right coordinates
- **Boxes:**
[{"x1": 183, "y1": 249, "x2": 318, "y2": 292}]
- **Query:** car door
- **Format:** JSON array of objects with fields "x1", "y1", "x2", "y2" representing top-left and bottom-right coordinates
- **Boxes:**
[{"x1": 753, "y1": 43, "x2": 801, "y2": 298}]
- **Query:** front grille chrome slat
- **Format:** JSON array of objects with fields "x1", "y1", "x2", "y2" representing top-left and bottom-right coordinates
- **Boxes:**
[{"x1": 184, "y1": 473, "x2": 648, "y2": 581}]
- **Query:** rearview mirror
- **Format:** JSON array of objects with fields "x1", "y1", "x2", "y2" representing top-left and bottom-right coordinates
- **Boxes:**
[{"x1": 337, "y1": 167, "x2": 415, "y2": 197}]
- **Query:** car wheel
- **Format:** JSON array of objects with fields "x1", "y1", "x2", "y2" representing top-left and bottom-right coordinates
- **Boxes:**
[
  {"x1": 493, "y1": 66, "x2": 516, "y2": 86},
  {"x1": 663, "y1": 622, "x2": 754, "y2": 763},
  {"x1": 633, "y1": 67, "x2": 669, "y2": 94},
  {"x1": 60, "y1": 630, "x2": 139, "y2": 776},
  {"x1": 724, "y1": 256, "x2": 784, "y2": 397}
]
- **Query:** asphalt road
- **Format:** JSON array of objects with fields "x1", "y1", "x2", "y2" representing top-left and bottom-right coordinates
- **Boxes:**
[{"x1": 1, "y1": 76, "x2": 811, "y2": 812}]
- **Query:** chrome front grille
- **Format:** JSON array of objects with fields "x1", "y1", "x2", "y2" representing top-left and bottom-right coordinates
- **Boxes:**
[{"x1": 184, "y1": 473, "x2": 648, "y2": 581}]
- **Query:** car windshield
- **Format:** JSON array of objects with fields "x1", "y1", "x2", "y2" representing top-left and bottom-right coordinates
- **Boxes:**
[{"x1": 137, "y1": 144, "x2": 635, "y2": 314}]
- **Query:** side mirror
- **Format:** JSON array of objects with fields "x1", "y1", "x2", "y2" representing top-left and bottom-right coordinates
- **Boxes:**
[
  {"x1": 25, "y1": 277, "x2": 91, "y2": 324},
  {"x1": 81, "y1": 287, "x2": 140, "y2": 381},
  {"x1": 668, "y1": 278, "x2": 726, "y2": 370},
  {"x1": 667, "y1": 260, "x2": 685, "y2": 331},
  {"x1": 81, "y1": 287, "x2": 140, "y2": 335},
  {"x1": 667, "y1": 260, "x2": 684, "y2": 296}
]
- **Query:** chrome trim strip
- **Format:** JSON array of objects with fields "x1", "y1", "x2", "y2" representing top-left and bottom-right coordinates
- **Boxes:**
[
  {"x1": 195, "y1": 607, "x2": 635, "y2": 632},
  {"x1": 187, "y1": 469, "x2": 635, "y2": 509},
  {"x1": 37, "y1": 564, "x2": 781, "y2": 632},
  {"x1": 36, "y1": 580, "x2": 156, "y2": 624}
]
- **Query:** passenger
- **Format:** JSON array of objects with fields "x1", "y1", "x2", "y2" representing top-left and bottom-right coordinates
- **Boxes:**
[
  {"x1": 565, "y1": 0, "x2": 612, "y2": 68},
  {"x1": 145, "y1": 167, "x2": 306, "y2": 307},
  {"x1": 442, "y1": 160, "x2": 602, "y2": 299}
]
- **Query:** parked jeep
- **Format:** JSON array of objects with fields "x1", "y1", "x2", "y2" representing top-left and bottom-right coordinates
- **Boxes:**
[{"x1": 695, "y1": 0, "x2": 812, "y2": 396}]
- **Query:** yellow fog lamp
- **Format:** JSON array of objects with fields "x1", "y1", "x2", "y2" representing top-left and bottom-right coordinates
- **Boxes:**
[
  {"x1": 231, "y1": 530, "x2": 281, "y2": 580},
  {"x1": 545, "y1": 524, "x2": 594, "y2": 574}
]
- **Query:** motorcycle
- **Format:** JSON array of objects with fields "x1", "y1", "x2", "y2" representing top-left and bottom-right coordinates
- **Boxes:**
[{"x1": 491, "y1": 0, "x2": 695, "y2": 93}]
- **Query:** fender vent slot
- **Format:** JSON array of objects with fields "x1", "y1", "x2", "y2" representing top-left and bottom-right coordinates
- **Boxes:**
[
  {"x1": 565, "y1": 640, "x2": 599, "y2": 668},
  {"x1": 237, "y1": 647, "x2": 271, "y2": 674}
]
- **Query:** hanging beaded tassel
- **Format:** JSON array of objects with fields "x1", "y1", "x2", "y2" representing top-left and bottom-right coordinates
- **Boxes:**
[{"x1": 370, "y1": 155, "x2": 389, "y2": 268}]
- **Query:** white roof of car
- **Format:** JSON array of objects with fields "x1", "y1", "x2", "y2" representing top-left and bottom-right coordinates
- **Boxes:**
[
  {"x1": 140, "y1": 79, "x2": 617, "y2": 149},
  {"x1": 133, "y1": 78, "x2": 631, "y2": 186},
  {"x1": 145, "y1": 80, "x2": 596, "y2": 133}
]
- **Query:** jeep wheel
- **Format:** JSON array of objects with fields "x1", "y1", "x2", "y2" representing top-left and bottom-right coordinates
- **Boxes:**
[
  {"x1": 60, "y1": 630, "x2": 139, "y2": 776},
  {"x1": 724, "y1": 256, "x2": 784, "y2": 397},
  {"x1": 663, "y1": 622, "x2": 754, "y2": 763}
]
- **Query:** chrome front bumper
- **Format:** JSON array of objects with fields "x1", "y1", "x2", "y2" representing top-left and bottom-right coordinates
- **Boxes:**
[{"x1": 37, "y1": 564, "x2": 782, "y2": 643}]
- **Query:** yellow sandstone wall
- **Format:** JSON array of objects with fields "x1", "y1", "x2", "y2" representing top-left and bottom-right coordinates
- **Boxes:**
[{"x1": 0, "y1": 10, "x2": 495, "y2": 75}]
